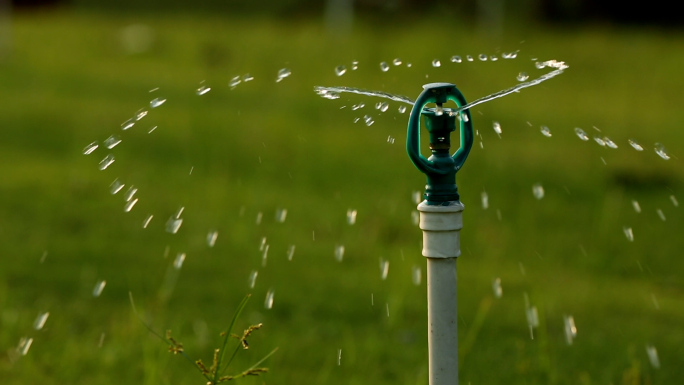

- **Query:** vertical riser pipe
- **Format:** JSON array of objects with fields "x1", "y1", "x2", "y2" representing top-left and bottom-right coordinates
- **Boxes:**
[{"x1": 419, "y1": 201, "x2": 464, "y2": 385}]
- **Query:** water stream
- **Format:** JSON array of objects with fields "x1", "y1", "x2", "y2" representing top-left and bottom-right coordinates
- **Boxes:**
[{"x1": 315, "y1": 60, "x2": 569, "y2": 114}]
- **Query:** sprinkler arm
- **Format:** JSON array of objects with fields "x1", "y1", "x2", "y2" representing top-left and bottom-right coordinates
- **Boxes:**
[{"x1": 407, "y1": 83, "x2": 474, "y2": 203}]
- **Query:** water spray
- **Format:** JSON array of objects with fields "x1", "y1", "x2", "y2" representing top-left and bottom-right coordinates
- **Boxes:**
[{"x1": 406, "y1": 83, "x2": 473, "y2": 385}]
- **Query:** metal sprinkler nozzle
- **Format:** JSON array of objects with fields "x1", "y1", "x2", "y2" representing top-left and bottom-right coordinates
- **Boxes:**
[{"x1": 406, "y1": 83, "x2": 474, "y2": 204}]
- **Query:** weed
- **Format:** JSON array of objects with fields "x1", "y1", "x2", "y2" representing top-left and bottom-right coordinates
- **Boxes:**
[{"x1": 129, "y1": 293, "x2": 278, "y2": 384}]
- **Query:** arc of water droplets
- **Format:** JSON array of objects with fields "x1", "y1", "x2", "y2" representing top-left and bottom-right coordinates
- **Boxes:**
[
  {"x1": 315, "y1": 86, "x2": 415, "y2": 105},
  {"x1": 314, "y1": 60, "x2": 569, "y2": 115}
]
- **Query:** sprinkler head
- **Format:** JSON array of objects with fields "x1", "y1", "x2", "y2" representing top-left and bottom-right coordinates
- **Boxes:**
[{"x1": 406, "y1": 83, "x2": 474, "y2": 204}]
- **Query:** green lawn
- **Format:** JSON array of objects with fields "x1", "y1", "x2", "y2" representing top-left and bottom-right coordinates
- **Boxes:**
[{"x1": 0, "y1": 9, "x2": 683, "y2": 385}]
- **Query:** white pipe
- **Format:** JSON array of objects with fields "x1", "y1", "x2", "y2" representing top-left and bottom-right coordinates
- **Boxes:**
[{"x1": 418, "y1": 201, "x2": 464, "y2": 385}]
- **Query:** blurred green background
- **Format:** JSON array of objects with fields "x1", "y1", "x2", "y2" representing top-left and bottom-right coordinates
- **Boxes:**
[{"x1": 0, "y1": 1, "x2": 683, "y2": 384}]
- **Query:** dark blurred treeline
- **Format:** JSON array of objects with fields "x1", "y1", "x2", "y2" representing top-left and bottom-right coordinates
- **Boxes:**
[{"x1": 9, "y1": 0, "x2": 684, "y2": 27}]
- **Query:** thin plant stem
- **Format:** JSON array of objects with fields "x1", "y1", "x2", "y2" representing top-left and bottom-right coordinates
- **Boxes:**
[{"x1": 214, "y1": 294, "x2": 251, "y2": 381}]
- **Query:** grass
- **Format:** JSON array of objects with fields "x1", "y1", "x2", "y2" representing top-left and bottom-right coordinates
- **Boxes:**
[{"x1": 0, "y1": 8, "x2": 683, "y2": 385}]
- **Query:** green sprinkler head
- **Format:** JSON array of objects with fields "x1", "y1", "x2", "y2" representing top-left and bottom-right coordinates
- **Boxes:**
[{"x1": 406, "y1": 83, "x2": 474, "y2": 205}]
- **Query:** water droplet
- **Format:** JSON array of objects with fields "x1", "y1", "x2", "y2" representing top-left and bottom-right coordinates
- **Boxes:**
[
  {"x1": 334, "y1": 245, "x2": 345, "y2": 262},
  {"x1": 434, "y1": 104, "x2": 444, "y2": 116},
  {"x1": 276, "y1": 68, "x2": 292, "y2": 83},
  {"x1": 248, "y1": 270, "x2": 258, "y2": 288},
  {"x1": 646, "y1": 345, "x2": 660, "y2": 369},
  {"x1": 264, "y1": 289, "x2": 274, "y2": 309},
  {"x1": 604, "y1": 137, "x2": 618, "y2": 149},
  {"x1": 150, "y1": 97, "x2": 166, "y2": 108},
  {"x1": 490, "y1": 55, "x2": 498, "y2": 61},
  {"x1": 459, "y1": 112, "x2": 469, "y2": 122},
  {"x1": 165, "y1": 217, "x2": 183, "y2": 234},
  {"x1": 380, "y1": 259, "x2": 389, "y2": 280},
  {"x1": 492, "y1": 278, "x2": 502, "y2": 298},
  {"x1": 316, "y1": 88, "x2": 341, "y2": 100},
  {"x1": 33, "y1": 312, "x2": 49, "y2": 330},
  {"x1": 352, "y1": 103, "x2": 365, "y2": 110},
  {"x1": 363, "y1": 115, "x2": 374, "y2": 126},
  {"x1": 532, "y1": 183, "x2": 545, "y2": 200},
  {"x1": 124, "y1": 186, "x2": 137, "y2": 202},
  {"x1": 259, "y1": 237, "x2": 267, "y2": 251},
  {"x1": 194, "y1": 84, "x2": 210, "y2": 95},
  {"x1": 242, "y1": 73, "x2": 254, "y2": 82},
  {"x1": 574, "y1": 127, "x2": 589, "y2": 141},
  {"x1": 261, "y1": 244, "x2": 269, "y2": 267},
  {"x1": 411, "y1": 211, "x2": 419, "y2": 225},
  {"x1": 431, "y1": 59, "x2": 441, "y2": 67},
  {"x1": 337, "y1": 348, "x2": 342, "y2": 366},
  {"x1": 593, "y1": 137, "x2": 606, "y2": 147},
  {"x1": 92, "y1": 280, "x2": 107, "y2": 297},
  {"x1": 379, "y1": 62, "x2": 389, "y2": 72},
  {"x1": 387, "y1": 135, "x2": 395, "y2": 144},
  {"x1": 256, "y1": 212, "x2": 263, "y2": 225},
  {"x1": 398, "y1": 105, "x2": 407, "y2": 114},
  {"x1": 526, "y1": 305, "x2": 539, "y2": 336},
  {"x1": 134, "y1": 109, "x2": 148, "y2": 121},
  {"x1": 478, "y1": 54, "x2": 488, "y2": 61},
  {"x1": 656, "y1": 209, "x2": 666, "y2": 221},
  {"x1": 351, "y1": 61, "x2": 359, "y2": 70},
  {"x1": 632, "y1": 200, "x2": 642, "y2": 213},
  {"x1": 143, "y1": 214, "x2": 153, "y2": 228},
  {"x1": 466, "y1": 55, "x2": 474, "y2": 62},
  {"x1": 624, "y1": 227, "x2": 634, "y2": 242},
  {"x1": 98, "y1": 154, "x2": 115, "y2": 170},
  {"x1": 18, "y1": 337, "x2": 33, "y2": 356},
  {"x1": 411, "y1": 265, "x2": 422, "y2": 286},
  {"x1": 481, "y1": 191, "x2": 489, "y2": 209},
  {"x1": 121, "y1": 118, "x2": 135, "y2": 130},
  {"x1": 628, "y1": 139, "x2": 643, "y2": 151},
  {"x1": 654, "y1": 143, "x2": 670, "y2": 160},
  {"x1": 412, "y1": 191, "x2": 422, "y2": 204},
  {"x1": 492, "y1": 121, "x2": 502, "y2": 136},
  {"x1": 229, "y1": 76, "x2": 241, "y2": 88},
  {"x1": 173, "y1": 252, "x2": 186, "y2": 269},
  {"x1": 380, "y1": 102, "x2": 389, "y2": 112},
  {"x1": 148, "y1": 126, "x2": 157, "y2": 134},
  {"x1": 564, "y1": 315, "x2": 577, "y2": 345},
  {"x1": 346, "y1": 209, "x2": 357, "y2": 225},
  {"x1": 207, "y1": 230, "x2": 218, "y2": 247},
  {"x1": 109, "y1": 179, "x2": 124, "y2": 194},
  {"x1": 275, "y1": 208, "x2": 287, "y2": 223},
  {"x1": 670, "y1": 195, "x2": 679, "y2": 207},
  {"x1": 535, "y1": 61, "x2": 546, "y2": 69},
  {"x1": 286, "y1": 245, "x2": 296, "y2": 261},
  {"x1": 104, "y1": 135, "x2": 121, "y2": 149},
  {"x1": 516, "y1": 72, "x2": 529, "y2": 81},
  {"x1": 83, "y1": 141, "x2": 99, "y2": 155},
  {"x1": 392, "y1": 58, "x2": 402, "y2": 66},
  {"x1": 124, "y1": 198, "x2": 138, "y2": 212},
  {"x1": 450, "y1": 55, "x2": 462, "y2": 63},
  {"x1": 540, "y1": 126, "x2": 552, "y2": 137},
  {"x1": 334, "y1": 65, "x2": 347, "y2": 76}
]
